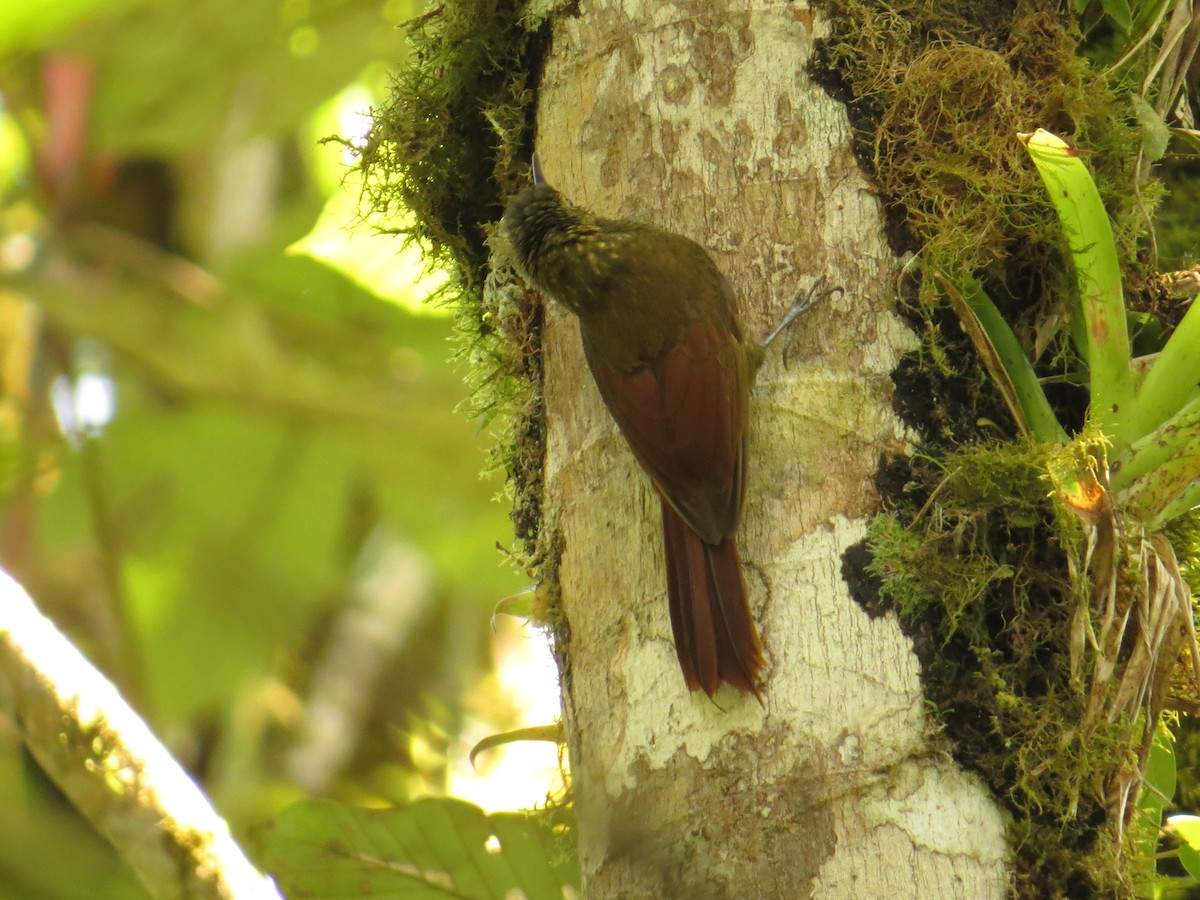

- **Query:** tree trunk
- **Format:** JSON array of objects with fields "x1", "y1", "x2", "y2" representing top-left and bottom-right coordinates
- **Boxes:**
[{"x1": 534, "y1": 2, "x2": 1010, "y2": 896}]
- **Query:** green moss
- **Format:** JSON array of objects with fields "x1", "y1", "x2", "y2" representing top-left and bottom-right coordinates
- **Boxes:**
[
  {"x1": 824, "y1": 0, "x2": 1148, "y2": 284},
  {"x1": 821, "y1": 0, "x2": 1158, "y2": 433},
  {"x1": 356, "y1": 1, "x2": 550, "y2": 555},
  {"x1": 866, "y1": 443, "x2": 1151, "y2": 895},
  {"x1": 359, "y1": 1, "x2": 542, "y2": 287},
  {"x1": 823, "y1": 7, "x2": 1188, "y2": 888}
]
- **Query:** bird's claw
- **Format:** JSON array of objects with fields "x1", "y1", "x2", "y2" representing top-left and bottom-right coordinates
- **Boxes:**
[{"x1": 763, "y1": 276, "x2": 843, "y2": 366}]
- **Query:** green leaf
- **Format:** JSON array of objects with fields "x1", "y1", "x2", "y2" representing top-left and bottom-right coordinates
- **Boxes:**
[
  {"x1": 1158, "y1": 483, "x2": 1200, "y2": 525},
  {"x1": 1100, "y1": 0, "x2": 1133, "y2": 31},
  {"x1": 1019, "y1": 129, "x2": 1132, "y2": 445},
  {"x1": 1121, "y1": 286, "x2": 1200, "y2": 447},
  {"x1": 1180, "y1": 843, "x2": 1200, "y2": 882},
  {"x1": 1132, "y1": 96, "x2": 1171, "y2": 162},
  {"x1": 258, "y1": 798, "x2": 579, "y2": 899},
  {"x1": 931, "y1": 268, "x2": 1066, "y2": 443},
  {"x1": 1168, "y1": 815, "x2": 1200, "y2": 881},
  {"x1": 1112, "y1": 393, "x2": 1200, "y2": 525}
]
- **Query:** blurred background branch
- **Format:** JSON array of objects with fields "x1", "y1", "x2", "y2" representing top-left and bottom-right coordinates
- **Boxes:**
[{"x1": 0, "y1": 569, "x2": 281, "y2": 900}]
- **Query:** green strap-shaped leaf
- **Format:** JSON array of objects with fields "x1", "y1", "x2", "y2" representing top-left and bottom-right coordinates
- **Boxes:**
[
  {"x1": 1019, "y1": 129, "x2": 1132, "y2": 445},
  {"x1": 934, "y1": 269, "x2": 1066, "y2": 444},
  {"x1": 1112, "y1": 392, "x2": 1200, "y2": 525},
  {"x1": 1120, "y1": 291, "x2": 1200, "y2": 447}
]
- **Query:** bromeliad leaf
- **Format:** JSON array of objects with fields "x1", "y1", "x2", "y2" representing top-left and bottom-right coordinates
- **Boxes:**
[
  {"x1": 1019, "y1": 129, "x2": 1132, "y2": 444},
  {"x1": 931, "y1": 268, "x2": 1066, "y2": 444}
]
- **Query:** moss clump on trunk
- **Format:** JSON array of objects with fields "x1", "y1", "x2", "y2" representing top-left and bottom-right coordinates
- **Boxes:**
[
  {"x1": 357, "y1": 2, "x2": 552, "y2": 556},
  {"x1": 864, "y1": 443, "x2": 1159, "y2": 896}
]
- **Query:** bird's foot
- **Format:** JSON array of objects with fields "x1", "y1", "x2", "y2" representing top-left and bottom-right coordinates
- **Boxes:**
[{"x1": 762, "y1": 276, "x2": 843, "y2": 363}]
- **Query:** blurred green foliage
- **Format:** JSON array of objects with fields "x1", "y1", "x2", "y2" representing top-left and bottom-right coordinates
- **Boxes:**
[{"x1": 0, "y1": 0, "x2": 535, "y2": 895}]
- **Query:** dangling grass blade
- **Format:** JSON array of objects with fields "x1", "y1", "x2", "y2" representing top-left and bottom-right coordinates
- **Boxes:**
[{"x1": 469, "y1": 724, "x2": 563, "y2": 769}]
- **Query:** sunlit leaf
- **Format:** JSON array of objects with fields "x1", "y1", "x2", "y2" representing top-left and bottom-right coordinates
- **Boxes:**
[
  {"x1": 259, "y1": 797, "x2": 578, "y2": 899},
  {"x1": 289, "y1": 176, "x2": 448, "y2": 313},
  {"x1": 1168, "y1": 815, "x2": 1200, "y2": 880}
]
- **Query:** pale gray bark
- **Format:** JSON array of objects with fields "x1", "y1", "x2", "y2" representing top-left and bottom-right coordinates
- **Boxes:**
[{"x1": 533, "y1": 2, "x2": 1010, "y2": 897}]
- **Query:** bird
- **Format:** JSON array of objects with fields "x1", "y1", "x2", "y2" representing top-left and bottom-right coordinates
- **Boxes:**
[{"x1": 503, "y1": 165, "x2": 831, "y2": 699}]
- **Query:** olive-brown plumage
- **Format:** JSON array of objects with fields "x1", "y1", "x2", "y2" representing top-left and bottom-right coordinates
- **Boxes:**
[{"x1": 504, "y1": 182, "x2": 765, "y2": 699}]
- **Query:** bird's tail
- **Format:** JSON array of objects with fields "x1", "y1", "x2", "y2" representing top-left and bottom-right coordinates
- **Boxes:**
[{"x1": 661, "y1": 498, "x2": 764, "y2": 700}]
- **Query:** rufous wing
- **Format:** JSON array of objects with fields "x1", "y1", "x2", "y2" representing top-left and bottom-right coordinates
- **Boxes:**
[
  {"x1": 584, "y1": 319, "x2": 749, "y2": 545},
  {"x1": 584, "y1": 318, "x2": 763, "y2": 697}
]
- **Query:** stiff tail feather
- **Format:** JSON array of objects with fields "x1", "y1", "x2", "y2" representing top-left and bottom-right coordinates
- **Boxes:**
[{"x1": 661, "y1": 498, "x2": 764, "y2": 699}]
